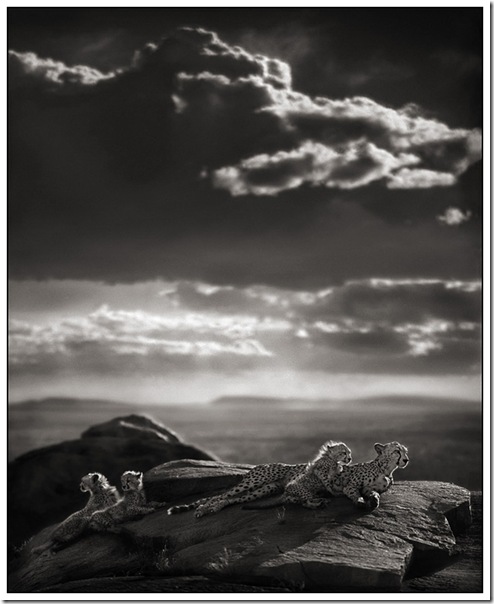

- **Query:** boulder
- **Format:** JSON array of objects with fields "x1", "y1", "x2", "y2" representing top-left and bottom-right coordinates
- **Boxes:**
[
  {"x1": 8, "y1": 415, "x2": 217, "y2": 547},
  {"x1": 9, "y1": 460, "x2": 474, "y2": 593},
  {"x1": 81, "y1": 414, "x2": 182, "y2": 442}
]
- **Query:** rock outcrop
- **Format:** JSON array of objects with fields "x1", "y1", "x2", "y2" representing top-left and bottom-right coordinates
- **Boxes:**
[
  {"x1": 8, "y1": 415, "x2": 217, "y2": 547},
  {"x1": 10, "y1": 459, "x2": 474, "y2": 593}
]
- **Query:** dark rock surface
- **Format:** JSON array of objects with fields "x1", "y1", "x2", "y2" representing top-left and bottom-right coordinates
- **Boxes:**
[
  {"x1": 403, "y1": 491, "x2": 482, "y2": 593},
  {"x1": 8, "y1": 415, "x2": 217, "y2": 547},
  {"x1": 145, "y1": 459, "x2": 253, "y2": 502},
  {"x1": 9, "y1": 460, "x2": 478, "y2": 593},
  {"x1": 36, "y1": 576, "x2": 289, "y2": 593}
]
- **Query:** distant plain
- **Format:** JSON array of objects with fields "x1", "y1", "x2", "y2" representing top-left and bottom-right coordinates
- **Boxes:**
[{"x1": 8, "y1": 396, "x2": 482, "y2": 490}]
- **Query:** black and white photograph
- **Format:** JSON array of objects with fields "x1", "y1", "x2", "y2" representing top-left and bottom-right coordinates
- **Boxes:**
[{"x1": 6, "y1": 5, "x2": 487, "y2": 597}]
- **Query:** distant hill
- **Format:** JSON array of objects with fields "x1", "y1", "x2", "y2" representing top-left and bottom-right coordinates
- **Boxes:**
[
  {"x1": 10, "y1": 393, "x2": 480, "y2": 410},
  {"x1": 210, "y1": 394, "x2": 479, "y2": 406},
  {"x1": 211, "y1": 395, "x2": 329, "y2": 405},
  {"x1": 9, "y1": 396, "x2": 133, "y2": 408}
]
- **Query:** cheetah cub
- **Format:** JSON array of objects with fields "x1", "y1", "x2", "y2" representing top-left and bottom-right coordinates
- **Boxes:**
[
  {"x1": 31, "y1": 472, "x2": 120, "y2": 556},
  {"x1": 89, "y1": 470, "x2": 167, "y2": 532}
]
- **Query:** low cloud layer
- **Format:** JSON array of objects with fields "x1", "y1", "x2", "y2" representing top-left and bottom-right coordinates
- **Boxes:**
[{"x1": 10, "y1": 278, "x2": 481, "y2": 387}]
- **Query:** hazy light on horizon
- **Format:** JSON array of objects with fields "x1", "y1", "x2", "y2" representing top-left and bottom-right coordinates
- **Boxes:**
[{"x1": 8, "y1": 370, "x2": 481, "y2": 405}]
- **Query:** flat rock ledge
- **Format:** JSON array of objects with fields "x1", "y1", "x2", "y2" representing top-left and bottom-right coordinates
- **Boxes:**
[{"x1": 10, "y1": 460, "x2": 472, "y2": 593}]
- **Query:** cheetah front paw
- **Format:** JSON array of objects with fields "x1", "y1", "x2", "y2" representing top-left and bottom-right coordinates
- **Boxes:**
[
  {"x1": 367, "y1": 493, "x2": 380, "y2": 510},
  {"x1": 195, "y1": 501, "x2": 223, "y2": 518},
  {"x1": 194, "y1": 505, "x2": 210, "y2": 518}
]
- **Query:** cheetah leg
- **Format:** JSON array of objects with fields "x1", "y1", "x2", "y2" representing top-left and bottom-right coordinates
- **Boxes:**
[
  {"x1": 90, "y1": 521, "x2": 112, "y2": 532},
  {"x1": 92, "y1": 504, "x2": 160, "y2": 531},
  {"x1": 191, "y1": 473, "x2": 275, "y2": 518},
  {"x1": 89, "y1": 511, "x2": 111, "y2": 531},
  {"x1": 173, "y1": 467, "x2": 288, "y2": 515},
  {"x1": 216, "y1": 465, "x2": 291, "y2": 503},
  {"x1": 342, "y1": 484, "x2": 366, "y2": 507},
  {"x1": 123, "y1": 505, "x2": 166, "y2": 518},
  {"x1": 283, "y1": 488, "x2": 329, "y2": 509},
  {"x1": 283, "y1": 495, "x2": 329, "y2": 509},
  {"x1": 136, "y1": 504, "x2": 167, "y2": 514},
  {"x1": 195, "y1": 483, "x2": 283, "y2": 518},
  {"x1": 179, "y1": 480, "x2": 256, "y2": 517},
  {"x1": 375, "y1": 477, "x2": 393, "y2": 494},
  {"x1": 166, "y1": 496, "x2": 212, "y2": 515}
]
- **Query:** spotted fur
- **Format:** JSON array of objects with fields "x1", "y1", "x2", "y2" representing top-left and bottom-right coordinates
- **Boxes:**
[
  {"x1": 89, "y1": 471, "x2": 167, "y2": 531},
  {"x1": 31, "y1": 472, "x2": 121, "y2": 556},
  {"x1": 331, "y1": 441, "x2": 409, "y2": 509},
  {"x1": 167, "y1": 441, "x2": 352, "y2": 518}
]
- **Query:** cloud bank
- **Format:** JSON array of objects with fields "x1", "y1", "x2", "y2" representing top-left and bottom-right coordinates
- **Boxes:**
[{"x1": 10, "y1": 278, "x2": 481, "y2": 382}]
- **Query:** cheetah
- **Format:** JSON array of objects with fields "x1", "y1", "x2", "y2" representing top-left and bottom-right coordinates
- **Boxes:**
[
  {"x1": 31, "y1": 472, "x2": 121, "y2": 556},
  {"x1": 331, "y1": 441, "x2": 409, "y2": 510},
  {"x1": 89, "y1": 470, "x2": 167, "y2": 531},
  {"x1": 167, "y1": 441, "x2": 352, "y2": 518}
]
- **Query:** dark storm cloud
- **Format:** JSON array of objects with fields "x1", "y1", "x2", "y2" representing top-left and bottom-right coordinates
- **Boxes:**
[
  {"x1": 301, "y1": 279, "x2": 481, "y2": 324},
  {"x1": 9, "y1": 25, "x2": 481, "y2": 285},
  {"x1": 169, "y1": 31, "x2": 480, "y2": 194}
]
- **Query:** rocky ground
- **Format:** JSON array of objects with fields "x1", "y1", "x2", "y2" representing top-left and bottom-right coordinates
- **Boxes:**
[{"x1": 7, "y1": 415, "x2": 483, "y2": 594}]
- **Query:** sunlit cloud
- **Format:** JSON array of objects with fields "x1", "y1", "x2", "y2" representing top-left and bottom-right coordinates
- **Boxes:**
[
  {"x1": 8, "y1": 50, "x2": 118, "y2": 86},
  {"x1": 437, "y1": 206, "x2": 472, "y2": 226}
]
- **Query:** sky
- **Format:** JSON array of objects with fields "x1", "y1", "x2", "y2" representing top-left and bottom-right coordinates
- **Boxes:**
[{"x1": 8, "y1": 8, "x2": 483, "y2": 404}]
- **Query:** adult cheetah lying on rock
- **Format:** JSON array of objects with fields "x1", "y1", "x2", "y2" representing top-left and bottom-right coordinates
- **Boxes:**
[
  {"x1": 168, "y1": 440, "x2": 352, "y2": 518},
  {"x1": 31, "y1": 472, "x2": 120, "y2": 556},
  {"x1": 331, "y1": 441, "x2": 409, "y2": 509},
  {"x1": 89, "y1": 470, "x2": 167, "y2": 531}
]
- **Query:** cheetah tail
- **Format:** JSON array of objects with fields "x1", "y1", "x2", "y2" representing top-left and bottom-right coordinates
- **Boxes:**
[
  {"x1": 167, "y1": 503, "x2": 196, "y2": 515},
  {"x1": 242, "y1": 495, "x2": 285, "y2": 510}
]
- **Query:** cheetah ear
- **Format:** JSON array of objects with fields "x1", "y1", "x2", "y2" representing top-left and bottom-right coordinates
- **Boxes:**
[
  {"x1": 91, "y1": 473, "x2": 100, "y2": 483},
  {"x1": 374, "y1": 443, "x2": 385, "y2": 454}
]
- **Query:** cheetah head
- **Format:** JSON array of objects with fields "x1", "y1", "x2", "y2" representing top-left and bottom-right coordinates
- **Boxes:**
[
  {"x1": 121, "y1": 470, "x2": 144, "y2": 492},
  {"x1": 374, "y1": 441, "x2": 409, "y2": 468},
  {"x1": 316, "y1": 441, "x2": 352, "y2": 466},
  {"x1": 80, "y1": 472, "x2": 109, "y2": 492}
]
